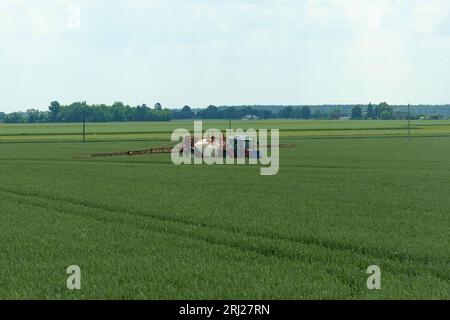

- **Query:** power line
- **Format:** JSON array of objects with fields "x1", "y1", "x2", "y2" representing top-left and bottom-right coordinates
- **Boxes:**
[{"x1": 82, "y1": 109, "x2": 86, "y2": 143}]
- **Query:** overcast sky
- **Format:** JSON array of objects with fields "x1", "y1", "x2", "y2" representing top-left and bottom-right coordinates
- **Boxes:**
[{"x1": 1, "y1": 0, "x2": 449, "y2": 112}]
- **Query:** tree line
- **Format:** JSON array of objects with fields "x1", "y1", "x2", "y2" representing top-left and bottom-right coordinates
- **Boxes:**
[{"x1": 0, "y1": 101, "x2": 447, "y2": 123}]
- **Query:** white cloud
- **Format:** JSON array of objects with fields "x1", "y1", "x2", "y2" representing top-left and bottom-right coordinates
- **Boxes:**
[
  {"x1": 411, "y1": 0, "x2": 450, "y2": 33},
  {"x1": 329, "y1": 0, "x2": 399, "y2": 31},
  {"x1": 305, "y1": 0, "x2": 334, "y2": 26},
  {"x1": 0, "y1": 0, "x2": 70, "y2": 40},
  {"x1": 28, "y1": 7, "x2": 52, "y2": 38},
  {"x1": 366, "y1": 5, "x2": 382, "y2": 30},
  {"x1": 66, "y1": 5, "x2": 81, "y2": 30}
]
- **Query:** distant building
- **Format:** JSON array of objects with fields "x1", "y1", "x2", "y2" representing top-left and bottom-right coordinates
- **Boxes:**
[
  {"x1": 241, "y1": 115, "x2": 259, "y2": 120},
  {"x1": 394, "y1": 112, "x2": 409, "y2": 120}
]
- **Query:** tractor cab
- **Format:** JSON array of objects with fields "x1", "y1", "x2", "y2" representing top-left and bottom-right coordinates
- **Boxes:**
[{"x1": 226, "y1": 135, "x2": 258, "y2": 158}]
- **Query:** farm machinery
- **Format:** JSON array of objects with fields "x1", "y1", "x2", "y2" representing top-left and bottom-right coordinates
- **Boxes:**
[{"x1": 74, "y1": 135, "x2": 295, "y2": 159}]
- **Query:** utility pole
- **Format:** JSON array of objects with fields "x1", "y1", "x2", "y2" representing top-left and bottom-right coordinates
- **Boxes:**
[
  {"x1": 82, "y1": 109, "x2": 86, "y2": 143},
  {"x1": 408, "y1": 104, "x2": 411, "y2": 140}
]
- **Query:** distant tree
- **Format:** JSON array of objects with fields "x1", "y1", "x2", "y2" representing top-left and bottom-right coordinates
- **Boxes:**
[
  {"x1": 135, "y1": 104, "x2": 150, "y2": 121},
  {"x1": 331, "y1": 108, "x2": 341, "y2": 120},
  {"x1": 48, "y1": 101, "x2": 62, "y2": 122},
  {"x1": 259, "y1": 109, "x2": 273, "y2": 119},
  {"x1": 301, "y1": 106, "x2": 311, "y2": 119},
  {"x1": 111, "y1": 102, "x2": 126, "y2": 121},
  {"x1": 376, "y1": 102, "x2": 393, "y2": 120},
  {"x1": 351, "y1": 106, "x2": 363, "y2": 119},
  {"x1": 9, "y1": 102, "x2": 420, "y2": 123},
  {"x1": 225, "y1": 107, "x2": 238, "y2": 120},
  {"x1": 89, "y1": 103, "x2": 110, "y2": 122},
  {"x1": 314, "y1": 109, "x2": 322, "y2": 119},
  {"x1": 151, "y1": 106, "x2": 171, "y2": 121},
  {"x1": 240, "y1": 107, "x2": 254, "y2": 117},
  {"x1": 26, "y1": 109, "x2": 41, "y2": 123},
  {"x1": 62, "y1": 101, "x2": 87, "y2": 122},
  {"x1": 366, "y1": 103, "x2": 375, "y2": 119},
  {"x1": 4, "y1": 112, "x2": 26, "y2": 123},
  {"x1": 181, "y1": 105, "x2": 191, "y2": 113},
  {"x1": 199, "y1": 105, "x2": 219, "y2": 119},
  {"x1": 37, "y1": 111, "x2": 49, "y2": 122},
  {"x1": 381, "y1": 110, "x2": 394, "y2": 120},
  {"x1": 180, "y1": 105, "x2": 195, "y2": 119},
  {"x1": 280, "y1": 106, "x2": 294, "y2": 119},
  {"x1": 375, "y1": 102, "x2": 390, "y2": 119}
]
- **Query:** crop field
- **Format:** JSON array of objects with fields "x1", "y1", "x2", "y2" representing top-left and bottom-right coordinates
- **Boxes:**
[
  {"x1": 0, "y1": 120, "x2": 449, "y2": 299},
  {"x1": 1, "y1": 119, "x2": 450, "y2": 142}
]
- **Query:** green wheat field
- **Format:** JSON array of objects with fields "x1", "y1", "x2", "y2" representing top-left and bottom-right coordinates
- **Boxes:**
[{"x1": 0, "y1": 120, "x2": 449, "y2": 299}]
